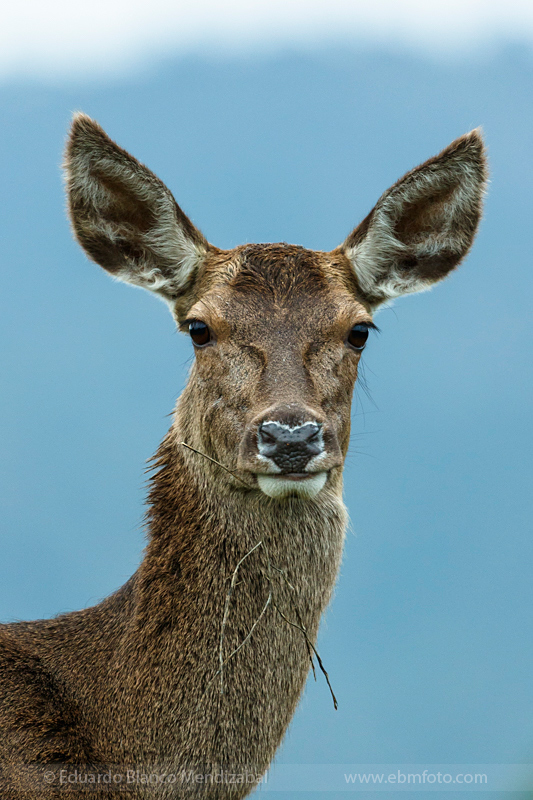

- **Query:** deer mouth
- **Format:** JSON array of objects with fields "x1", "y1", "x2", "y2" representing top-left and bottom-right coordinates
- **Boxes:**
[
  {"x1": 274, "y1": 472, "x2": 313, "y2": 481},
  {"x1": 256, "y1": 471, "x2": 328, "y2": 499}
]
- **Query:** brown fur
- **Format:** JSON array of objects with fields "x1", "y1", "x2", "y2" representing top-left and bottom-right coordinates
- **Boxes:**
[{"x1": 0, "y1": 116, "x2": 487, "y2": 798}]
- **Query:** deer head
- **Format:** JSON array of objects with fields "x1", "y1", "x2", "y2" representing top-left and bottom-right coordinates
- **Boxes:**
[{"x1": 65, "y1": 115, "x2": 486, "y2": 501}]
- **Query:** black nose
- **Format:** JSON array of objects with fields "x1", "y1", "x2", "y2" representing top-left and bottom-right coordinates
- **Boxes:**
[{"x1": 258, "y1": 421, "x2": 323, "y2": 473}]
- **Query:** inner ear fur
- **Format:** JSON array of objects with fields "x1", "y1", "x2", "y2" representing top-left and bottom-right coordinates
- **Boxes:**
[
  {"x1": 64, "y1": 113, "x2": 210, "y2": 301},
  {"x1": 340, "y1": 129, "x2": 488, "y2": 309}
]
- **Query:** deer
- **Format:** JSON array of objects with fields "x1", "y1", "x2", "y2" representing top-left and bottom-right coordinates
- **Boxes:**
[{"x1": 0, "y1": 115, "x2": 486, "y2": 799}]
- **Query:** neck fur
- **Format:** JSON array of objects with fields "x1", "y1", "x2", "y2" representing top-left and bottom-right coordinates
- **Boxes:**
[{"x1": 115, "y1": 426, "x2": 348, "y2": 772}]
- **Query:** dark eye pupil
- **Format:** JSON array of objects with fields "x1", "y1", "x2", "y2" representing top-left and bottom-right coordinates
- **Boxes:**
[
  {"x1": 189, "y1": 320, "x2": 210, "y2": 346},
  {"x1": 348, "y1": 324, "x2": 369, "y2": 350}
]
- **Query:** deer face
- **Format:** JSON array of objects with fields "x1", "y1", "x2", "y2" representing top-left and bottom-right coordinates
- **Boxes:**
[
  {"x1": 176, "y1": 243, "x2": 372, "y2": 498},
  {"x1": 65, "y1": 115, "x2": 486, "y2": 500}
]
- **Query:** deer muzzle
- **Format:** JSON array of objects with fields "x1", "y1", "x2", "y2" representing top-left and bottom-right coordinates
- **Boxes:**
[{"x1": 238, "y1": 406, "x2": 343, "y2": 499}]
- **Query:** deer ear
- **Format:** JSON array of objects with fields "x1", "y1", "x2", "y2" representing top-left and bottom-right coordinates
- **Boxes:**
[
  {"x1": 340, "y1": 130, "x2": 487, "y2": 309},
  {"x1": 64, "y1": 113, "x2": 209, "y2": 302}
]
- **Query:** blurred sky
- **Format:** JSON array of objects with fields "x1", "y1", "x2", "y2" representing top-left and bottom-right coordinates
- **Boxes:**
[
  {"x1": 4, "y1": 0, "x2": 533, "y2": 78},
  {"x1": 1, "y1": 2, "x2": 533, "y2": 798}
]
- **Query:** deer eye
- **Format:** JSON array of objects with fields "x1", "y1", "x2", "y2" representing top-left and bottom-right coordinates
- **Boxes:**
[
  {"x1": 189, "y1": 320, "x2": 211, "y2": 347},
  {"x1": 347, "y1": 323, "x2": 369, "y2": 351}
]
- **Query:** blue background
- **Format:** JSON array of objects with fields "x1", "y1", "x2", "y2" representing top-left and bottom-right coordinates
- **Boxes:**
[{"x1": 1, "y1": 45, "x2": 532, "y2": 797}]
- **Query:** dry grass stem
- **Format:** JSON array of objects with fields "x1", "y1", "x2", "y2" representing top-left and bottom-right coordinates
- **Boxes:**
[
  {"x1": 179, "y1": 442, "x2": 251, "y2": 487},
  {"x1": 216, "y1": 592, "x2": 272, "y2": 686},
  {"x1": 268, "y1": 563, "x2": 316, "y2": 679},
  {"x1": 274, "y1": 605, "x2": 338, "y2": 710},
  {"x1": 219, "y1": 540, "x2": 264, "y2": 694}
]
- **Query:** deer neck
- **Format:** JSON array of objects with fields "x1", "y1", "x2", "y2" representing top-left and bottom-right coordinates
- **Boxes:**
[{"x1": 110, "y1": 422, "x2": 347, "y2": 768}]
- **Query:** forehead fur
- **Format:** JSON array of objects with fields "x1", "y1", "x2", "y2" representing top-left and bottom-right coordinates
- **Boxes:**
[
  {"x1": 229, "y1": 243, "x2": 329, "y2": 299},
  {"x1": 176, "y1": 241, "x2": 368, "y2": 323}
]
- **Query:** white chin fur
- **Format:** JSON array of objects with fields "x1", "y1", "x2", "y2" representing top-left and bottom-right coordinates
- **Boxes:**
[{"x1": 257, "y1": 472, "x2": 328, "y2": 500}]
